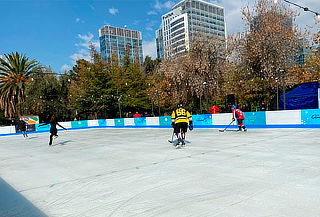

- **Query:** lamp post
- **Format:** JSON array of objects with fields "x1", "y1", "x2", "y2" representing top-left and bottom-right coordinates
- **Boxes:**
[
  {"x1": 280, "y1": 69, "x2": 286, "y2": 110},
  {"x1": 156, "y1": 90, "x2": 161, "y2": 116},
  {"x1": 274, "y1": 0, "x2": 320, "y2": 21},
  {"x1": 118, "y1": 95, "x2": 122, "y2": 118},
  {"x1": 200, "y1": 81, "x2": 208, "y2": 114},
  {"x1": 275, "y1": 71, "x2": 279, "y2": 110},
  {"x1": 203, "y1": 81, "x2": 208, "y2": 109},
  {"x1": 151, "y1": 98, "x2": 154, "y2": 116}
]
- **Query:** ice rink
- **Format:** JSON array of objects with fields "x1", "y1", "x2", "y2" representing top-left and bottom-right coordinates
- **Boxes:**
[{"x1": 0, "y1": 127, "x2": 320, "y2": 217}]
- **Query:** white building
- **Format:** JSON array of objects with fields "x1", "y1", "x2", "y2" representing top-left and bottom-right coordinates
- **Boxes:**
[{"x1": 156, "y1": 0, "x2": 226, "y2": 59}]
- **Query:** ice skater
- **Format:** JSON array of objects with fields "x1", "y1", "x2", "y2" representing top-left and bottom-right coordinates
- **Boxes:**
[
  {"x1": 231, "y1": 105, "x2": 247, "y2": 131},
  {"x1": 18, "y1": 119, "x2": 28, "y2": 139},
  {"x1": 171, "y1": 103, "x2": 193, "y2": 148},
  {"x1": 39, "y1": 115, "x2": 67, "y2": 145}
]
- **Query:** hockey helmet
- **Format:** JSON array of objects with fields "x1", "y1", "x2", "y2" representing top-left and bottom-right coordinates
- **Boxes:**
[{"x1": 177, "y1": 103, "x2": 183, "y2": 108}]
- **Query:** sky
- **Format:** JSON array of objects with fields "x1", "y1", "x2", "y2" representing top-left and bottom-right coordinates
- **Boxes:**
[{"x1": 0, "y1": 0, "x2": 319, "y2": 73}]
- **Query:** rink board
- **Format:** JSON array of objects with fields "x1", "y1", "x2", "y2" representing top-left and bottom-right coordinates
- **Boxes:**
[{"x1": 2, "y1": 109, "x2": 320, "y2": 136}]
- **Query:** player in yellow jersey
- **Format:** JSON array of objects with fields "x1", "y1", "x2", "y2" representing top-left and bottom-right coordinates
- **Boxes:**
[{"x1": 171, "y1": 103, "x2": 193, "y2": 147}]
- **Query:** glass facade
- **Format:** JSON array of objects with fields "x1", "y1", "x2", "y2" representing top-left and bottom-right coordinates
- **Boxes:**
[
  {"x1": 156, "y1": 0, "x2": 226, "y2": 59},
  {"x1": 99, "y1": 25, "x2": 143, "y2": 63}
]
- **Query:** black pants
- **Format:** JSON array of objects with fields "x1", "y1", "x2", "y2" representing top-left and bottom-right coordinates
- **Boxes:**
[
  {"x1": 49, "y1": 129, "x2": 58, "y2": 145},
  {"x1": 174, "y1": 122, "x2": 188, "y2": 134}
]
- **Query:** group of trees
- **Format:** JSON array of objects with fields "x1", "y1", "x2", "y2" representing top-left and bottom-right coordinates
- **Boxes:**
[
  {"x1": 0, "y1": 0, "x2": 319, "y2": 124},
  {"x1": 0, "y1": 50, "x2": 158, "y2": 123}
]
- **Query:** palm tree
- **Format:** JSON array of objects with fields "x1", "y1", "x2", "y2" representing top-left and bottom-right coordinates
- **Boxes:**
[{"x1": 0, "y1": 52, "x2": 42, "y2": 117}]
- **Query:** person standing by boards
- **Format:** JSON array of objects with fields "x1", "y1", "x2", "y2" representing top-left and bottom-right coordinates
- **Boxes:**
[{"x1": 18, "y1": 119, "x2": 28, "y2": 139}]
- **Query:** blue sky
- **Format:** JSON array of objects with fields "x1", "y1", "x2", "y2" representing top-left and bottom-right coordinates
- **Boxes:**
[{"x1": 0, "y1": 0, "x2": 318, "y2": 73}]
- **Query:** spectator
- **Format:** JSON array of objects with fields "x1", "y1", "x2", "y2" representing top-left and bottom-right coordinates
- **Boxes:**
[
  {"x1": 144, "y1": 112, "x2": 151, "y2": 117},
  {"x1": 241, "y1": 104, "x2": 250, "y2": 112},
  {"x1": 260, "y1": 102, "x2": 267, "y2": 111},
  {"x1": 133, "y1": 112, "x2": 141, "y2": 118},
  {"x1": 209, "y1": 105, "x2": 220, "y2": 114},
  {"x1": 127, "y1": 111, "x2": 133, "y2": 118}
]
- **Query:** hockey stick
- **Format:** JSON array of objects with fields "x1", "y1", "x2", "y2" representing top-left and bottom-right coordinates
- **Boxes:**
[
  {"x1": 168, "y1": 131, "x2": 174, "y2": 143},
  {"x1": 219, "y1": 120, "x2": 235, "y2": 132}
]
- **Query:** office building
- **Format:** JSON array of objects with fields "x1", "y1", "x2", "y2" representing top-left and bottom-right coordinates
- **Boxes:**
[
  {"x1": 99, "y1": 25, "x2": 143, "y2": 63},
  {"x1": 156, "y1": 0, "x2": 226, "y2": 59}
]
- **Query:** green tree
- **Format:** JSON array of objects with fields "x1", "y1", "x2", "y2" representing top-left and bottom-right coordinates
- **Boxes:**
[
  {"x1": 143, "y1": 56, "x2": 161, "y2": 75},
  {"x1": 0, "y1": 52, "x2": 42, "y2": 117},
  {"x1": 22, "y1": 69, "x2": 72, "y2": 121},
  {"x1": 69, "y1": 59, "x2": 118, "y2": 119}
]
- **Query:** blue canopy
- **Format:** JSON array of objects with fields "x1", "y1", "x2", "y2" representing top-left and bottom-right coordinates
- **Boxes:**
[{"x1": 280, "y1": 82, "x2": 319, "y2": 110}]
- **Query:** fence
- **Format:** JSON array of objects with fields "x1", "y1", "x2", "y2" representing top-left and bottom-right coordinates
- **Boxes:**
[{"x1": 1, "y1": 109, "x2": 320, "y2": 136}]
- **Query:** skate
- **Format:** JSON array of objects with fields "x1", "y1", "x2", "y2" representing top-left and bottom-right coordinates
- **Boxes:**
[
  {"x1": 181, "y1": 139, "x2": 186, "y2": 147},
  {"x1": 175, "y1": 138, "x2": 182, "y2": 149}
]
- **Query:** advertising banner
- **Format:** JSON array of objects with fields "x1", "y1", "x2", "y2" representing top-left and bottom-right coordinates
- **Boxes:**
[
  {"x1": 159, "y1": 116, "x2": 171, "y2": 126},
  {"x1": 71, "y1": 120, "x2": 88, "y2": 128},
  {"x1": 244, "y1": 112, "x2": 266, "y2": 126},
  {"x1": 146, "y1": 117, "x2": 160, "y2": 126},
  {"x1": 114, "y1": 119, "x2": 124, "y2": 127},
  {"x1": 193, "y1": 114, "x2": 212, "y2": 126},
  {"x1": 124, "y1": 118, "x2": 135, "y2": 126},
  {"x1": 266, "y1": 110, "x2": 301, "y2": 125},
  {"x1": 134, "y1": 117, "x2": 146, "y2": 126},
  {"x1": 98, "y1": 119, "x2": 107, "y2": 127},
  {"x1": 301, "y1": 109, "x2": 320, "y2": 125},
  {"x1": 318, "y1": 88, "x2": 320, "y2": 109},
  {"x1": 20, "y1": 116, "x2": 39, "y2": 125}
]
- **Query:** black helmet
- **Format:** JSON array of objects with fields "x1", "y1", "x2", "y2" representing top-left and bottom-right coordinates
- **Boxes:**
[{"x1": 177, "y1": 103, "x2": 183, "y2": 108}]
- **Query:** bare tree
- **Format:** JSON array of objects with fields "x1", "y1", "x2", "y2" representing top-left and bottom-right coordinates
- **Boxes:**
[
  {"x1": 158, "y1": 34, "x2": 227, "y2": 109},
  {"x1": 227, "y1": 0, "x2": 304, "y2": 106}
]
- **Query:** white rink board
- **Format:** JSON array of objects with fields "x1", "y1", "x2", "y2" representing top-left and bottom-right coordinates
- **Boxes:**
[
  {"x1": 106, "y1": 119, "x2": 115, "y2": 126},
  {"x1": 88, "y1": 120, "x2": 99, "y2": 127},
  {"x1": 266, "y1": 110, "x2": 301, "y2": 125},
  {"x1": 124, "y1": 118, "x2": 135, "y2": 126},
  {"x1": 0, "y1": 126, "x2": 15, "y2": 134},
  {"x1": 212, "y1": 113, "x2": 235, "y2": 125},
  {"x1": 58, "y1": 122, "x2": 72, "y2": 129},
  {"x1": 146, "y1": 117, "x2": 160, "y2": 126}
]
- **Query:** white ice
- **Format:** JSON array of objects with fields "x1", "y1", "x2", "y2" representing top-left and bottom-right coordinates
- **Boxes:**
[{"x1": 0, "y1": 128, "x2": 320, "y2": 217}]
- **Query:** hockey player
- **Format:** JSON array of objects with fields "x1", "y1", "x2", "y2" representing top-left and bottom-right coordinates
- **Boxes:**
[
  {"x1": 171, "y1": 103, "x2": 193, "y2": 147},
  {"x1": 39, "y1": 115, "x2": 67, "y2": 145},
  {"x1": 231, "y1": 105, "x2": 247, "y2": 131}
]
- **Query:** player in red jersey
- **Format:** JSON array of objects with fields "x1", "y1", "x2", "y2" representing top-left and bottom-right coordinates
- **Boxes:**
[{"x1": 231, "y1": 105, "x2": 247, "y2": 131}]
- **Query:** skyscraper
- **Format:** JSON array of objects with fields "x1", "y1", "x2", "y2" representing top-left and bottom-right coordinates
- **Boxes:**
[
  {"x1": 156, "y1": 0, "x2": 226, "y2": 59},
  {"x1": 99, "y1": 25, "x2": 143, "y2": 63}
]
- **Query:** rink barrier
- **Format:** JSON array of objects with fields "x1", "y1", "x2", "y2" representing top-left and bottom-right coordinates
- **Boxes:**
[{"x1": 1, "y1": 109, "x2": 320, "y2": 136}]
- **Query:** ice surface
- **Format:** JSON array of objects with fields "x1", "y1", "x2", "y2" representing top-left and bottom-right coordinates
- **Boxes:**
[{"x1": 0, "y1": 128, "x2": 320, "y2": 217}]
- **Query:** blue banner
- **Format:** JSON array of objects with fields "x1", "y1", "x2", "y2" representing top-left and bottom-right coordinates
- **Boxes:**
[
  {"x1": 71, "y1": 120, "x2": 88, "y2": 128},
  {"x1": 244, "y1": 111, "x2": 266, "y2": 126},
  {"x1": 134, "y1": 117, "x2": 146, "y2": 126},
  {"x1": 114, "y1": 119, "x2": 124, "y2": 127},
  {"x1": 35, "y1": 123, "x2": 50, "y2": 131},
  {"x1": 98, "y1": 119, "x2": 107, "y2": 127},
  {"x1": 193, "y1": 114, "x2": 212, "y2": 126},
  {"x1": 159, "y1": 116, "x2": 171, "y2": 126},
  {"x1": 301, "y1": 109, "x2": 320, "y2": 125}
]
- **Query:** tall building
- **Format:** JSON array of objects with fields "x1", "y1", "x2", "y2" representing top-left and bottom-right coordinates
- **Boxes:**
[
  {"x1": 99, "y1": 25, "x2": 143, "y2": 63},
  {"x1": 156, "y1": 0, "x2": 226, "y2": 59}
]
